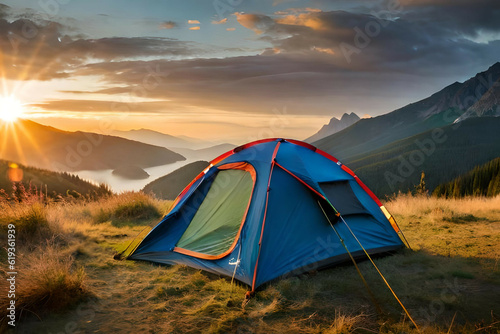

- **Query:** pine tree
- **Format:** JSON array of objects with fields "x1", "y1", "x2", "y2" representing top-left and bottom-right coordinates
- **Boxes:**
[
  {"x1": 433, "y1": 157, "x2": 500, "y2": 198},
  {"x1": 415, "y1": 171, "x2": 427, "y2": 196}
]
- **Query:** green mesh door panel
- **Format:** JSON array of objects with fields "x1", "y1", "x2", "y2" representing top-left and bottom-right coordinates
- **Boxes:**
[{"x1": 176, "y1": 169, "x2": 253, "y2": 256}]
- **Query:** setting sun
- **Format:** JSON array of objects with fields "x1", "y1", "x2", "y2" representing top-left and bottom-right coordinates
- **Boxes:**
[{"x1": 0, "y1": 95, "x2": 25, "y2": 122}]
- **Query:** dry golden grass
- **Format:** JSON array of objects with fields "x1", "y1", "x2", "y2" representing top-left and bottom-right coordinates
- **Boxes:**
[
  {"x1": 82, "y1": 191, "x2": 169, "y2": 226},
  {"x1": 323, "y1": 311, "x2": 369, "y2": 334},
  {"x1": 386, "y1": 194, "x2": 500, "y2": 260},
  {"x1": 0, "y1": 200, "x2": 85, "y2": 330},
  {"x1": 387, "y1": 193, "x2": 500, "y2": 219},
  {"x1": 5, "y1": 244, "x2": 87, "y2": 311},
  {"x1": 1, "y1": 193, "x2": 499, "y2": 333},
  {"x1": 0, "y1": 202, "x2": 54, "y2": 245},
  {"x1": 0, "y1": 192, "x2": 170, "y2": 330}
]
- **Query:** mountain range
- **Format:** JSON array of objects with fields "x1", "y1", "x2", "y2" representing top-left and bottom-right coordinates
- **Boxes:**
[
  {"x1": 168, "y1": 143, "x2": 237, "y2": 162},
  {"x1": 0, "y1": 120, "x2": 185, "y2": 171},
  {"x1": 2, "y1": 63, "x2": 499, "y2": 198},
  {"x1": 455, "y1": 76, "x2": 500, "y2": 122},
  {"x1": 314, "y1": 62, "x2": 500, "y2": 197},
  {"x1": 110, "y1": 129, "x2": 213, "y2": 150},
  {"x1": 111, "y1": 128, "x2": 236, "y2": 161}
]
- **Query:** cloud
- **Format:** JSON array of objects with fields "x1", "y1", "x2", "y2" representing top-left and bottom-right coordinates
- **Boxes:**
[
  {"x1": 212, "y1": 18, "x2": 228, "y2": 24},
  {"x1": 0, "y1": 17, "x2": 202, "y2": 80},
  {"x1": 398, "y1": 0, "x2": 500, "y2": 39},
  {"x1": 234, "y1": 12, "x2": 275, "y2": 34},
  {"x1": 274, "y1": 8, "x2": 322, "y2": 15},
  {"x1": 189, "y1": 26, "x2": 200, "y2": 30},
  {"x1": 313, "y1": 47, "x2": 335, "y2": 55},
  {"x1": 260, "y1": 47, "x2": 281, "y2": 55},
  {"x1": 30, "y1": 99, "x2": 175, "y2": 113},
  {"x1": 233, "y1": 8, "x2": 500, "y2": 74},
  {"x1": 188, "y1": 19, "x2": 200, "y2": 24},
  {"x1": 0, "y1": 3, "x2": 11, "y2": 19},
  {"x1": 30, "y1": 99, "x2": 213, "y2": 117},
  {"x1": 5, "y1": 1, "x2": 500, "y2": 124},
  {"x1": 160, "y1": 21, "x2": 177, "y2": 29},
  {"x1": 71, "y1": 37, "x2": 199, "y2": 59},
  {"x1": 226, "y1": 27, "x2": 236, "y2": 31},
  {"x1": 70, "y1": 54, "x2": 455, "y2": 118}
]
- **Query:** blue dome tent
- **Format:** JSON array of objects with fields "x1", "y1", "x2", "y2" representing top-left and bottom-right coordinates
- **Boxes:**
[{"x1": 127, "y1": 138, "x2": 406, "y2": 293}]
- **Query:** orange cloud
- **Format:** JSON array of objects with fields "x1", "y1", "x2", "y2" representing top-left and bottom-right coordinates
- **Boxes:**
[
  {"x1": 189, "y1": 26, "x2": 201, "y2": 30},
  {"x1": 226, "y1": 27, "x2": 236, "y2": 31},
  {"x1": 276, "y1": 13, "x2": 326, "y2": 31},
  {"x1": 188, "y1": 19, "x2": 200, "y2": 24},
  {"x1": 234, "y1": 12, "x2": 274, "y2": 34},
  {"x1": 313, "y1": 47, "x2": 335, "y2": 55},
  {"x1": 260, "y1": 47, "x2": 281, "y2": 55},
  {"x1": 212, "y1": 18, "x2": 228, "y2": 24}
]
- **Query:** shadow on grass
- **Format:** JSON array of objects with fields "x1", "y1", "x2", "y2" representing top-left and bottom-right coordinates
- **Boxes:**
[{"x1": 113, "y1": 247, "x2": 500, "y2": 333}]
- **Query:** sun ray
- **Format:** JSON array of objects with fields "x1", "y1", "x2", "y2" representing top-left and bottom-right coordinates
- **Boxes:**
[
  {"x1": 15, "y1": 121, "x2": 50, "y2": 167},
  {"x1": 0, "y1": 122, "x2": 10, "y2": 158},
  {"x1": 0, "y1": 118, "x2": 50, "y2": 169},
  {"x1": 6, "y1": 122, "x2": 27, "y2": 165},
  {"x1": 16, "y1": 35, "x2": 48, "y2": 82},
  {"x1": 0, "y1": 35, "x2": 55, "y2": 169},
  {"x1": 0, "y1": 51, "x2": 6, "y2": 93},
  {"x1": 15, "y1": 35, "x2": 72, "y2": 83}
]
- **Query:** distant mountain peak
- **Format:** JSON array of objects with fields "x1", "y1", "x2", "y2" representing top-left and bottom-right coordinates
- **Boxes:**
[
  {"x1": 327, "y1": 112, "x2": 358, "y2": 124},
  {"x1": 305, "y1": 112, "x2": 360, "y2": 143},
  {"x1": 341, "y1": 112, "x2": 360, "y2": 121}
]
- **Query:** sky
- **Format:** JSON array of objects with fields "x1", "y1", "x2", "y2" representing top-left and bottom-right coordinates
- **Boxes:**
[{"x1": 0, "y1": 0, "x2": 499, "y2": 143}]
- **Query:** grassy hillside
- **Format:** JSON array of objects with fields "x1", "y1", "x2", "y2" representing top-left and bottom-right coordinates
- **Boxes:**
[
  {"x1": 0, "y1": 119, "x2": 185, "y2": 171},
  {"x1": 346, "y1": 117, "x2": 500, "y2": 197},
  {"x1": 1, "y1": 193, "x2": 499, "y2": 333},
  {"x1": 143, "y1": 160, "x2": 209, "y2": 200},
  {"x1": 0, "y1": 159, "x2": 111, "y2": 199},
  {"x1": 433, "y1": 157, "x2": 500, "y2": 198}
]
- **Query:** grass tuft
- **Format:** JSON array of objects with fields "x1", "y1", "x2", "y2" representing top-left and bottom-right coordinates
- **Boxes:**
[
  {"x1": 0, "y1": 202, "x2": 57, "y2": 246},
  {"x1": 0, "y1": 244, "x2": 89, "y2": 325},
  {"x1": 89, "y1": 192, "x2": 165, "y2": 226},
  {"x1": 325, "y1": 311, "x2": 368, "y2": 334}
]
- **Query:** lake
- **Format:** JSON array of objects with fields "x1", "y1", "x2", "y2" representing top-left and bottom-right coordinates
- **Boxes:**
[{"x1": 71, "y1": 159, "x2": 195, "y2": 193}]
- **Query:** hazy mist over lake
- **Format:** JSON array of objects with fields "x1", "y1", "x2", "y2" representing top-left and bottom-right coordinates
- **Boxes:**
[{"x1": 72, "y1": 159, "x2": 194, "y2": 193}]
